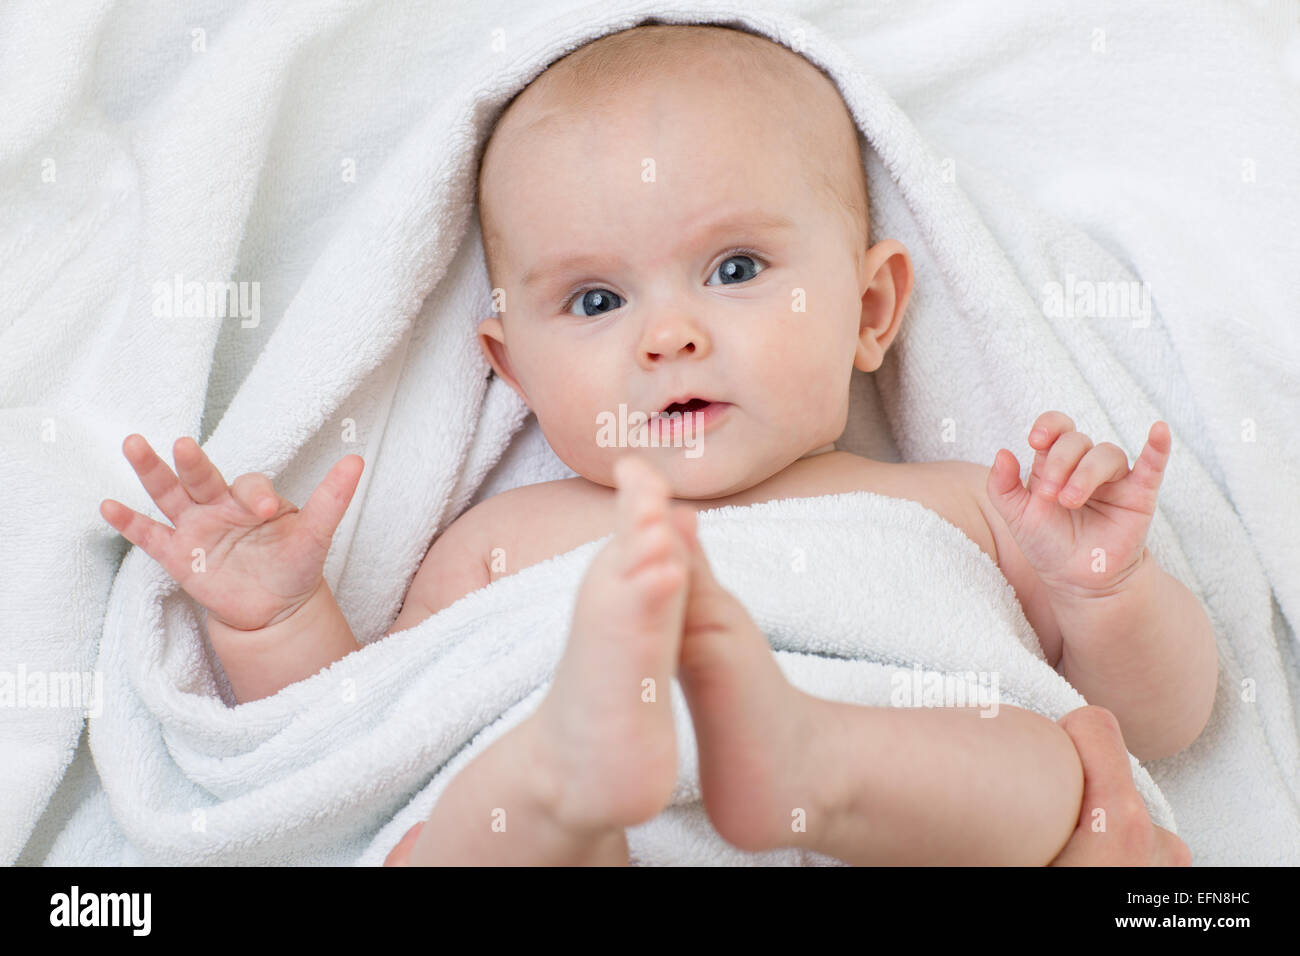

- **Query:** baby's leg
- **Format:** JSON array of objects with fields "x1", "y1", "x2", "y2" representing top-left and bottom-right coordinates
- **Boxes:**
[
  {"x1": 676, "y1": 521, "x2": 1083, "y2": 865},
  {"x1": 408, "y1": 456, "x2": 693, "y2": 865},
  {"x1": 794, "y1": 700, "x2": 1083, "y2": 865}
]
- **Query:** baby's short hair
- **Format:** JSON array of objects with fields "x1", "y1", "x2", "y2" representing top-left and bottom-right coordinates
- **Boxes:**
[{"x1": 477, "y1": 23, "x2": 869, "y2": 294}]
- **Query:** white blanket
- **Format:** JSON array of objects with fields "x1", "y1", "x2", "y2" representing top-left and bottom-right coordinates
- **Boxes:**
[
  {"x1": 44, "y1": 491, "x2": 1179, "y2": 865},
  {"x1": 3, "y1": 0, "x2": 1298, "y2": 866}
]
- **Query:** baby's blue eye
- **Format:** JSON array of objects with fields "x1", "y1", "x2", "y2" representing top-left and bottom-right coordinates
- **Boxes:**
[
  {"x1": 567, "y1": 288, "x2": 623, "y2": 318},
  {"x1": 564, "y1": 252, "x2": 765, "y2": 316},
  {"x1": 707, "y1": 254, "x2": 764, "y2": 286}
]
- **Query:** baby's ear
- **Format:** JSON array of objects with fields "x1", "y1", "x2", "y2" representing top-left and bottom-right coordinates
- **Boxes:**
[
  {"x1": 854, "y1": 239, "x2": 913, "y2": 373},
  {"x1": 476, "y1": 315, "x2": 529, "y2": 403}
]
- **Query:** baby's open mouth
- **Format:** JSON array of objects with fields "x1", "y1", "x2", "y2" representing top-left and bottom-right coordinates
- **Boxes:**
[{"x1": 658, "y1": 397, "x2": 714, "y2": 415}]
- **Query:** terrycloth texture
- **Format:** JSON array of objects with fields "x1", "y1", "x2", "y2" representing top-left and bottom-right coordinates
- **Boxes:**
[
  {"x1": 39, "y1": 492, "x2": 1174, "y2": 865},
  {"x1": 3, "y1": 0, "x2": 1298, "y2": 865}
]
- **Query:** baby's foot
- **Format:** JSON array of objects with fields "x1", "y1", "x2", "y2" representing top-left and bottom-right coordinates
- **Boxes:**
[
  {"x1": 675, "y1": 520, "x2": 836, "y2": 853},
  {"x1": 528, "y1": 456, "x2": 693, "y2": 834}
]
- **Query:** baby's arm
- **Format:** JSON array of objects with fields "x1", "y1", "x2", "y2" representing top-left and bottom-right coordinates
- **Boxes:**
[
  {"x1": 207, "y1": 581, "x2": 359, "y2": 703},
  {"x1": 968, "y1": 473, "x2": 1217, "y2": 761},
  {"x1": 805, "y1": 699, "x2": 1083, "y2": 865},
  {"x1": 948, "y1": 427, "x2": 1217, "y2": 761},
  {"x1": 1040, "y1": 550, "x2": 1218, "y2": 761}
]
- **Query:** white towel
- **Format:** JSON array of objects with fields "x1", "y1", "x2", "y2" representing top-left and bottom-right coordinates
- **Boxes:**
[
  {"x1": 3, "y1": 0, "x2": 1297, "y2": 865},
  {"x1": 36, "y1": 491, "x2": 1172, "y2": 865}
]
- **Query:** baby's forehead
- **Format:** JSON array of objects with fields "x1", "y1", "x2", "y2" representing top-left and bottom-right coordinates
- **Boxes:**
[
  {"x1": 486, "y1": 25, "x2": 849, "y2": 161},
  {"x1": 482, "y1": 94, "x2": 813, "y2": 239},
  {"x1": 486, "y1": 83, "x2": 841, "y2": 208},
  {"x1": 477, "y1": 25, "x2": 866, "y2": 268}
]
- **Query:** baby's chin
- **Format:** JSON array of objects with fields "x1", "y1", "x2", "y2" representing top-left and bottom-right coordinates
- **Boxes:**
[
  {"x1": 660, "y1": 457, "x2": 767, "y2": 500},
  {"x1": 580, "y1": 450, "x2": 777, "y2": 501}
]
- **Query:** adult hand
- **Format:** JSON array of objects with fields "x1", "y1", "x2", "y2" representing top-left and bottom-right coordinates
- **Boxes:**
[{"x1": 1049, "y1": 706, "x2": 1192, "y2": 866}]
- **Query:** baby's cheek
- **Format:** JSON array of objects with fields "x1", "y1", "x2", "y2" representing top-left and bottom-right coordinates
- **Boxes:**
[
  {"x1": 539, "y1": 362, "x2": 616, "y2": 453},
  {"x1": 790, "y1": 331, "x2": 854, "y2": 432},
  {"x1": 524, "y1": 341, "x2": 591, "y2": 403}
]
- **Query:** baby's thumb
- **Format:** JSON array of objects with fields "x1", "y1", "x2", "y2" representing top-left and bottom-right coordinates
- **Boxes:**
[
  {"x1": 300, "y1": 455, "x2": 365, "y2": 548},
  {"x1": 987, "y1": 450, "x2": 1030, "y2": 523}
]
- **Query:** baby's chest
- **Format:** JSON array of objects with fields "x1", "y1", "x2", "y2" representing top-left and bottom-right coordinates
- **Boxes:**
[
  {"x1": 482, "y1": 465, "x2": 996, "y2": 584},
  {"x1": 758, "y1": 459, "x2": 998, "y2": 567}
]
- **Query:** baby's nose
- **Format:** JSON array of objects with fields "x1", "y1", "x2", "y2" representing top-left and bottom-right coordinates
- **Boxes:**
[
  {"x1": 638, "y1": 319, "x2": 705, "y2": 364},
  {"x1": 644, "y1": 339, "x2": 696, "y2": 360}
]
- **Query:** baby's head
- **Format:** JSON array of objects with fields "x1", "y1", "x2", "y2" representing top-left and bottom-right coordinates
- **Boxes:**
[{"x1": 475, "y1": 24, "x2": 912, "y2": 498}]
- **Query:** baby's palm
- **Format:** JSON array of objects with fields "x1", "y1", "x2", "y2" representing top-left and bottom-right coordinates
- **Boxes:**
[{"x1": 100, "y1": 435, "x2": 364, "y2": 631}]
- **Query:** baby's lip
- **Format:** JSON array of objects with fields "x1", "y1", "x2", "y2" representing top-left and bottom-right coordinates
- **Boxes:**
[{"x1": 656, "y1": 395, "x2": 722, "y2": 415}]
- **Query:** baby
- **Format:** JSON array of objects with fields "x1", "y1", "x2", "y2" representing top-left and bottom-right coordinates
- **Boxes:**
[{"x1": 101, "y1": 25, "x2": 1216, "y2": 865}]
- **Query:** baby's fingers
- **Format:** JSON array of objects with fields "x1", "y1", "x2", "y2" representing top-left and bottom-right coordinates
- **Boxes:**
[
  {"x1": 100, "y1": 498, "x2": 174, "y2": 565},
  {"x1": 230, "y1": 472, "x2": 283, "y2": 520},
  {"x1": 1058, "y1": 443, "x2": 1129, "y2": 509},
  {"x1": 121, "y1": 434, "x2": 194, "y2": 525},
  {"x1": 299, "y1": 455, "x2": 365, "y2": 550},
  {"x1": 1124, "y1": 421, "x2": 1171, "y2": 498},
  {"x1": 172, "y1": 436, "x2": 230, "y2": 506}
]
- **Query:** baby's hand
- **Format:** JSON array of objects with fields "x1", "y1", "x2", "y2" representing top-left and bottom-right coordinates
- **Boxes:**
[
  {"x1": 985, "y1": 412, "x2": 1171, "y2": 599},
  {"x1": 100, "y1": 435, "x2": 364, "y2": 631}
]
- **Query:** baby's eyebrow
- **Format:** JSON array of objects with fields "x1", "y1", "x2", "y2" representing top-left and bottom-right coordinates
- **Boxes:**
[{"x1": 520, "y1": 209, "x2": 795, "y2": 291}]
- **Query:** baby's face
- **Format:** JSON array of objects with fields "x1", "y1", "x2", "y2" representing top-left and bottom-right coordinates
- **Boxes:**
[{"x1": 478, "y1": 72, "x2": 888, "y2": 498}]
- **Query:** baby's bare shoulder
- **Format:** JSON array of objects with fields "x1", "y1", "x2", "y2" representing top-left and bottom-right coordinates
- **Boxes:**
[
  {"x1": 461, "y1": 476, "x2": 615, "y2": 579},
  {"x1": 391, "y1": 478, "x2": 608, "y2": 630},
  {"x1": 811, "y1": 453, "x2": 995, "y2": 562},
  {"x1": 897, "y1": 458, "x2": 995, "y2": 557},
  {"x1": 462, "y1": 476, "x2": 609, "y2": 531}
]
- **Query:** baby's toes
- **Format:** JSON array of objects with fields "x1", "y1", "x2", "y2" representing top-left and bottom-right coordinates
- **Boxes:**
[
  {"x1": 622, "y1": 518, "x2": 689, "y2": 612},
  {"x1": 613, "y1": 456, "x2": 670, "y2": 530},
  {"x1": 633, "y1": 552, "x2": 689, "y2": 611},
  {"x1": 622, "y1": 515, "x2": 679, "y2": 574}
]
